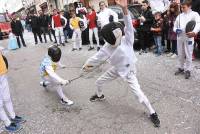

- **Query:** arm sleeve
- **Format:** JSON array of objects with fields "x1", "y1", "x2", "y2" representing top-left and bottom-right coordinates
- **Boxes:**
[
  {"x1": 46, "y1": 66, "x2": 64, "y2": 83},
  {"x1": 19, "y1": 21, "x2": 24, "y2": 31},
  {"x1": 109, "y1": 9, "x2": 118, "y2": 22},
  {"x1": 61, "y1": 15, "x2": 67, "y2": 26},
  {"x1": 124, "y1": 14, "x2": 134, "y2": 45},
  {"x1": 69, "y1": 19, "x2": 73, "y2": 30},
  {"x1": 173, "y1": 16, "x2": 179, "y2": 32},
  {"x1": 51, "y1": 17, "x2": 54, "y2": 29},
  {"x1": 193, "y1": 13, "x2": 200, "y2": 34},
  {"x1": 84, "y1": 46, "x2": 110, "y2": 67}
]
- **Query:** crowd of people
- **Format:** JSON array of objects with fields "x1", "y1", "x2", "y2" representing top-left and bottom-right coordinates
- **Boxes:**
[{"x1": 0, "y1": 0, "x2": 200, "y2": 132}]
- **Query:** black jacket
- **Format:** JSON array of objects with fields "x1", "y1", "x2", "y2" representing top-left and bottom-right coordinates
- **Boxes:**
[
  {"x1": 39, "y1": 14, "x2": 50, "y2": 27},
  {"x1": 192, "y1": 0, "x2": 200, "y2": 15},
  {"x1": 139, "y1": 7, "x2": 154, "y2": 32},
  {"x1": 30, "y1": 15, "x2": 40, "y2": 30},
  {"x1": 11, "y1": 20, "x2": 24, "y2": 36}
]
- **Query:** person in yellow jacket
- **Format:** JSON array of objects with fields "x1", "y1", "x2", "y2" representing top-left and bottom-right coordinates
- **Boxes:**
[
  {"x1": 0, "y1": 51, "x2": 25, "y2": 132},
  {"x1": 70, "y1": 11, "x2": 82, "y2": 51}
]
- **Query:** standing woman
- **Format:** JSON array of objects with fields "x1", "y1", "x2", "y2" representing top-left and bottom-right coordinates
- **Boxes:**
[{"x1": 167, "y1": 2, "x2": 179, "y2": 58}]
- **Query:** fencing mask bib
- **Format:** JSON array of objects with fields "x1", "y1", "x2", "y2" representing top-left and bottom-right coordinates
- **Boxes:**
[
  {"x1": 101, "y1": 22, "x2": 124, "y2": 47},
  {"x1": 185, "y1": 20, "x2": 196, "y2": 33},
  {"x1": 48, "y1": 45, "x2": 61, "y2": 62}
]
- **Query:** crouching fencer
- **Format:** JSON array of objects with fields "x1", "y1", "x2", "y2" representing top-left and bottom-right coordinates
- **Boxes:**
[
  {"x1": 82, "y1": 0, "x2": 160, "y2": 127},
  {"x1": 173, "y1": 0, "x2": 200, "y2": 79},
  {"x1": 40, "y1": 45, "x2": 73, "y2": 105},
  {"x1": 0, "y1": 51, "x2": 25, "y2": 133}
]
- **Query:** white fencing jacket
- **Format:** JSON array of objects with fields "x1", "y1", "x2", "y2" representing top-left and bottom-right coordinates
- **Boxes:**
[
  {"x1": 84, "y1": 14, "x2": 137, "y2": 78},
  {"x1": 148, "y1": 0, "x2": 170, "y2": 14},
  {"x1": 173, "y1": 9, "x2": 200, "y2": 42},
  {"x1": 97, "y1": 8, "x2": 118, "y2": 28}
]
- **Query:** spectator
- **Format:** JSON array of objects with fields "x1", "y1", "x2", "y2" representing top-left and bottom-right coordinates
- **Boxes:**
[
  {"x1": 173, "y1": 0, "x2": 200, "y2": 79},
  {"x1": 138, "y1": 0, "x2": 154, "y2": 54},
  {"x1": 151, "y1": 12, "x2": 163, "y2": 56},
  {"x1": 86, "y1": 7, "x2": 100, "y2": 51},
  {"x1": 97, "y1": 1, "x2": 118, "y2": 28},
  {"x1": 7, "y1": 31, "x2": 19, "y2": 50},
  {"x1": 167, "y1": 2, "x2": 179, "y2": 58},
  {"x1": 60, "y1": 10, "x2": 70, "y2": 43},
  {"x1": 39, "y1": 10, "x2": 53, "y2": 43},
  {"x1": 70, "y1": 11, "x2": 82, "y2": 51},
  {"x1": 11, "y1": 12, "x2": 26, "y2": 48},
  {"x1": 25, "y1": 13, "x2": 32, "y2": 32},
  {"x1": 49, "y1": 12, "x2": 57, "y2": 43},
  {"x1": 29, "y1": 13, "x2": 43, "y2": 44},
  {"x1": 51, "y1": 9, "x2": 67, "y2": 46}
]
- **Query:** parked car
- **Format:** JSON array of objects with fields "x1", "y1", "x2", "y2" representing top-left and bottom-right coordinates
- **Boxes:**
[{"x1": 0, "y1": 14, "x2": 11, "y2": 39}]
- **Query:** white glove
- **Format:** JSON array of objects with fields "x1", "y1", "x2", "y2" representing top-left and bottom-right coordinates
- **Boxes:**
[{"x1": 60, "y1": 79, "x2": 70, "y2": 85}]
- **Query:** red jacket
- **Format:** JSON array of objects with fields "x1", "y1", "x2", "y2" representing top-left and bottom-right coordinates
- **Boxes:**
[{"x1": 52, "y1": 15, "x2": 62, "y2": 27}]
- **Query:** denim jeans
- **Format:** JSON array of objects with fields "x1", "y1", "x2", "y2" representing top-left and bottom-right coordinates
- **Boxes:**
[
  {"x1": 63, "y1": 29, "x2": 68, "y2": 41},
  {"x1": 153, "y1": 36, "x2": 162, "y2": 55}
]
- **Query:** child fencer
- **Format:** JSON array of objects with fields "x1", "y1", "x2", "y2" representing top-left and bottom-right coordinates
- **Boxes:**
[
  {"x1": 173, "y1": 0, "x2": 200, "y2": 79},
  {"x1": 82, "y1": 0, "x2": 160, "y2": 127},
  {"x1": 0, "y1": 51, "x2": 25, "y2": 132},
  {"x1": 40, "y1": 45, "x2": 73, "y2": 105}
]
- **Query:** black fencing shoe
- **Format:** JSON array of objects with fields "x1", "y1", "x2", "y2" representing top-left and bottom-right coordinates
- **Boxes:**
[
  {"x1": 175, "y1": 68, "x2": 184, "y2": 75},
  {"x1": 72, "y1": 48, "x2": 77, "y2": 51},
  {"x1": 88, "y1": 47, "x2": 94, "y2": 51},
  {"x1": 90, "y1": 94, "x2": 105, "y2": 102},
  {"x1": 97, "y1": 47, "x2": 100, "y2": 51},
  {"x1": 185, "y1": 71, "x2": 191, "y2": 79},
  {"x1": 150, "y1": 112, "x2": 160, "y2": 127}
]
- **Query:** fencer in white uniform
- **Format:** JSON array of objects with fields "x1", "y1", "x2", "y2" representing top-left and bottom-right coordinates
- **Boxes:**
[
  {"x1": 0, "y1": 51, "x2": 25, "y2": 132},
  {"x1": 83, "y1": 1, "x2": 160, "y2": 127},
  {"x1": 173, "y1": 0, "x2": 200, "y2": 79},
  {"x1": 40, "y1": 45, "x2": 73, "y2": 105}
]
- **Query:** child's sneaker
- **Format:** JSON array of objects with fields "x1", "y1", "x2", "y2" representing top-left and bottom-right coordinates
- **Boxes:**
[
  {"x1": 40, "y1": 81, "x2": 50, "y2": 88},
  {"x1": 90, "y1": 94, "x2": 105, "y2": 102},
  {"x1": 150, "y1": 112, "x2": 160, "y2": 127},
  {"x1": 60, "y1": 99, "x2": 74, "y2": 106},
  {"x1": 5, "y1": 122, "x2": 21, "y2": 132},
  {"x1": 11, "y1": 116, "x2": 26, "y2": 124}
]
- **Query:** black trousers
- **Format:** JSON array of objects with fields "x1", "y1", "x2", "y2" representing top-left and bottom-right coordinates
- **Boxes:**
[
  {"x1": 40, "y1": 27, "x2": 53, "y2": 42},
  {"x1": 139, "y1": 31, "x2": 151, "y2": 50},
  {"x1": 16, "y1": 33, "x2": 26, "y2": 48},
  {"x1": 50, "y1": 29, "x2": 57, "y2": 43},
  {"x1": 32, "y1": 28, "x2": 43, "y2": 43}
]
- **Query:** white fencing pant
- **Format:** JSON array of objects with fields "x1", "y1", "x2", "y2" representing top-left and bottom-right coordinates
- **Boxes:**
[
  {"x1": 42, "y1": 76, "x2": 68, "y2": 100},
  {"x1": 89, "y1": 27, "x2": 99, "y2": 48},
  {"x1": 0, "y1": 75, "x2": 16, "y2": 126},
  {"x1": 95, "y1": 67, "x2": 155, "y2": 114},
  {"x1": 72, "y1": 29, "x2": 82, "y2": 49},
  {"x1": 55, "y1": 27, "x2": 65, "y2": 44},
  {"x1": 177, "y1": 36, "x2": 194, "y2": 71}
]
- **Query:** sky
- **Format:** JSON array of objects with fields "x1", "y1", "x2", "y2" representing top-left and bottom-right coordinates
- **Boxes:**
[{"x1": 0, "y1": 0, "x2": 23, "y2": 13}]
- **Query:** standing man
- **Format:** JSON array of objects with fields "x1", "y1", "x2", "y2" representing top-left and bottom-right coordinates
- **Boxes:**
[
  {"x1": 11, "y1": 12, "x2": 26, "y2": 48},
  {"x1": 97, "y1": 1, "x2": 118, "y2": 28},
  {"x1": 29, "y1": 13, "x2": 43, "y2": 45},
  {"x1": 52, "y1": 9, "x2": 67, "y2": 46},
  {"x1": 173, "y1": 0, "x2": 200, "y2": 79},
  {"x1": 39, "y1": 11, "x2": 53, "y2": 43},
  {"x1": 138, "y1": 0, "x2": 154, "y2": 54},
  {"x1": 86, "y1": 7, "x2": 100, "y2": 51}
]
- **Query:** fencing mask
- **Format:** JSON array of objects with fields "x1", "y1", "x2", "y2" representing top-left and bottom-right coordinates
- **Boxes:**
[
  {"x1": 185, "y1": 20, "x2": 196, "y2": 33},
  {"x1": 48, "y1": 45, "x2": 61, "y2": 62},
  {"x1": 2, "y1": 55, "x2": 8, "y2": 69},
  {"x1": 101, "y1": 22, "x2": 124, "y2": 47}
]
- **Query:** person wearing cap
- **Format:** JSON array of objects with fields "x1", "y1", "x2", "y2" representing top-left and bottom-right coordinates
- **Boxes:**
[{"x1": 173, "y1": 0, "x2": 200, "y2": 79}]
